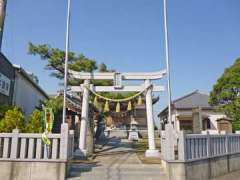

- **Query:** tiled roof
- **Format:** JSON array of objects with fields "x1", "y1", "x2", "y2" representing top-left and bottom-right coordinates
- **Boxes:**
[
  {"x1": 158, "y1": 90, "x2": 212, "y2": 116},
  {"x1": 173, "y1": 90, "x2": 211, "y2": 109}
]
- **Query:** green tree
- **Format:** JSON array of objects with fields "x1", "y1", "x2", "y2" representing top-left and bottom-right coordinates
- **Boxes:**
[
  {"x1": 28, "y1": 43, "x2": 113, "y2": 87},
  {"x1": 25, "y1": 110, "x2": 43, "y2": 133},
  {"x1": 0, "y1": 107, "x2": 25, "y2": 132},
  {"x1": 98, "y1": 63, "x2": 107, "y2": 72},
  {"x1": 28, "y1": 43, "x2": 98, "y2": 85},
  {"x1": 45, "y1": 96, "x2": 63, "y2": 114},
  {"x1": 209, "y1": 58, "x2": 240, "y2": 130}
]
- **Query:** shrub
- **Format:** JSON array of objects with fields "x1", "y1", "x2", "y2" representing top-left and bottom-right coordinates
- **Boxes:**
[
  {"x1": 25, "y1": 110, "x2": 43, "y2": 133},
  {"x1": 0, "y1": 105, "x2": 15, "y2": 120},
  {"x1": 0, "y1": 107, "x2": 25, "y2": 132}
]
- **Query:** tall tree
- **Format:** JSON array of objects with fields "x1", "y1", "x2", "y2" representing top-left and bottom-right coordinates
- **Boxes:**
[
  {"x1": 28, "y1": 43, "x2": 108, "y2": 85},
  {"x1": 209, "y1": 58, "x2": 240, "y2": 130}
]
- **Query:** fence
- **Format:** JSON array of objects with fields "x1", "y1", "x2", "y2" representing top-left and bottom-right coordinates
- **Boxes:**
[
  {"x1": 160, "y1": 124, "x2": 240, "y2": 162},
  {"x1": 161, "y1": 125, "x2": 240, "y2": 180},
  {"x1": 0, "y1": 125, "x2": 74, "y2": 162},
  {"x1": 180, "y1": 133, "x2": 240, "y2": 161}
]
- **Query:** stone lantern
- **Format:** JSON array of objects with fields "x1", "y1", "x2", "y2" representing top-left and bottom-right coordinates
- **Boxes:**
[{"x1": 128, "y1": 116, "x2": 139, "y2": 141}]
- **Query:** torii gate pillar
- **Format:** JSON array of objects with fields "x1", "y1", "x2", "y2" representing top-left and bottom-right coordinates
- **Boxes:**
[
  {"x1": 78, "y1": 80, "x2": 90, "y2": 155},
  {"x1": 145, "y1": 79, "x2": 160, "y2": 157}
]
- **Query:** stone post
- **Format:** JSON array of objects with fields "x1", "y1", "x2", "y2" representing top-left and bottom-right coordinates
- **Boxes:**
[
  {"x1": 192, "y1": 107, "x2": 202, "y2": 134},
  {"x1": 68, "y1": 130, "x2": 75, "y2": 159},
  {"x1": 178, "y1": 131, "x2": 186, "y2": 160},
  {"x1": 145, "y1": 79, "x2": 160, "y2": 157},
  {"x1": 79, "y1": 80, "x2": 90, "y2": 156},
  {"x1": 206, "y1": 131, "x2": 211, "y2": 158},
  {"x1": 10, "y1": 129, "x2": 19, "y2": 159},
  {"x1": 165, "y1": 123, "x2": 176, "y2": 160},
  {"x1": 60, "y1": 123, "x2": 69, "y2": 160},
  {"x1": 225, "y1": 134, "x2": 229, "y2": 154}
]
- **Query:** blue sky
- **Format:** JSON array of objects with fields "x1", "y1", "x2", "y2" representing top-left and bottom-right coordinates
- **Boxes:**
[{"x1": 2, "y1": 0, "x2": 240, "y2": 114}]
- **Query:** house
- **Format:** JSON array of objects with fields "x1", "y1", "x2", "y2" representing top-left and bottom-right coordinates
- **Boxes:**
[
  {"x1": 0, "y1": 55, "x2": 49, "y2": 116},
  {"x1": 158, "y1": 90, "x2": 232, "y2": 134},
  {"x1": 12, "y1": 65, "x2": 49, "y2": 116},
  {"x1": 0, "y1": 53, "x2": 15, "y2": 105}
]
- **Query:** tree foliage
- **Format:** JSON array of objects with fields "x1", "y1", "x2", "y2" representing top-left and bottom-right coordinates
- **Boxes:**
[
  {"x1": 0, "y1": 105, "x2": 14, "y2": 120},
  {"x1": 0, "y1": 107, "x2": 25, "y2": 132},
  {"x1": 209, "y1": 58, "x2": 240, "y2": 130},
  {"x1": 44, "y1": 96, "x2": 63, "y2": 114},
  {"x1": 28, "y1": 43, "x2": 109, "y2": 85},
  {"x1": 25, "y1": 110, "x2": 43, "y2": 133}
]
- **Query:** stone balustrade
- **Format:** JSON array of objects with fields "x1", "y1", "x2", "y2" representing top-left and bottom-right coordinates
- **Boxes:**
[
  {"x1": 178, "y1": 133, "x2": 240, "y2": 161},
  {"x1": 161, "y1": 125, "x2": 240, "y2": 180},
  {"x1": 0, "y1": 125, "x2": 74, "y2": 162}
]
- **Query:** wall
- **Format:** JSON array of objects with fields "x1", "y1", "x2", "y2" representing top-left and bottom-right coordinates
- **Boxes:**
[
  {"x1": 0, "y1": 161, "x2": 67, "y2": 180},
  {"x1": 12, "y1": 71, "x2": 47, "y2": 116},
  {"x1": 166, "y1": 153, "x2": 240, "y2": 180},
  {"x1": 0, "y1": 53, "x2": 14, "y2": 105},
  {"x1": 0, "y1": 124, "x2": 74, "y2": 180},
  {"x1": 173, "y1": 109, "x2": 227, "y2": 132}
]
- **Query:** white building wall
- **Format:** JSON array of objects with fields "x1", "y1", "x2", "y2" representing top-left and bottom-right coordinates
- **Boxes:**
[
  {"x1": 201, "y1": 110, "x2": 227, "y2": 130},
  {"x1": 174, "y1": 109, "x2": 227, "y2": 132},
  {"x1": 12, "y1": 72, "x2": 47, "y2": 117}
]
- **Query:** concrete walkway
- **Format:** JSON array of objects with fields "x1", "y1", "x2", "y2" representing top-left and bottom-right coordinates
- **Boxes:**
[{"x1": 68, "y1": 137, "x2": 168, "y2": 180}]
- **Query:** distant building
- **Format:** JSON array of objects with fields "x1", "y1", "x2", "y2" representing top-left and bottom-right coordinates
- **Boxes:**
[
  {"x1": 12, "y1": 65, "x2": 48, "y2": 116},
  {"x1": 158, "y1": 90, "x2": 232, "y2": 134},
  {"x1": 105, "y1": 96, "x2": 159, "y2": 130},
  {"x1": 0, "y1": 53, "x2": 15, "y2": 105}
]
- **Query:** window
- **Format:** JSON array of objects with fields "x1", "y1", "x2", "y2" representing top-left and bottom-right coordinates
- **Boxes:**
[
  {"x1": 6, "y1": 83, "x2": 9, "y2": 91},
  {"x1": 2, "y1": 81, "x2": 5, "y2": 89},
  {"x1": 180, "y1": 121, "x2": 193, "y2": 131},
  {"x1": 203, "y1": 118, "x2": 211, "y2": 130}
]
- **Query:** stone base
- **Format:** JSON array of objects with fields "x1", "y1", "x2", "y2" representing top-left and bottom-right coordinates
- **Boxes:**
[
  {"x1": 75, "y1": 149, "x2": 87, "y2": 160},
  {"x1": 0, "y1": 161, "x2": 66, "y2": 180},
  {"x1": 128, "y1": 131, "x2": 139, "y2": 141},
  {"x1": 145, "y1": 149, "x2": 160, "y2": 157}
]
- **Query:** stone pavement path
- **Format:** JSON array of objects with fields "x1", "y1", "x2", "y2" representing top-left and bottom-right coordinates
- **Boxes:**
[{"x1": 68, "y1": 137, "x2": 168, "y2": 180}]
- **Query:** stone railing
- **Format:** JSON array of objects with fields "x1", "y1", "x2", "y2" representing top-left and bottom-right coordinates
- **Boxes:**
[
  {"x1": 161, "y1": 124, "x2": 240, "y2": 180},
  {"x1": 0, "y1": 124, "x2": 74, "y2": 162},
  {"x1": 178, "y1": 132, "x2": 240, "y2": 161}
]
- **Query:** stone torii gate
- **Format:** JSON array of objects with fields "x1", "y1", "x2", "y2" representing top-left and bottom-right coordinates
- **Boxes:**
[{"x1": 69, "y1": 69, "x2": 166, "y2": 157}]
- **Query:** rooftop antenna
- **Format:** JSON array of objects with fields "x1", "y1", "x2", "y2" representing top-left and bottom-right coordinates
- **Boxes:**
[
  {"x1": 163, "y1": 0, "x2": 173, "y2": 124},
  {"x1": 62, "y1": 0, "x2": 71, "y2": 124},
  {"x1": 0, "y1": 0, "x2": 7, "y2": 51}
]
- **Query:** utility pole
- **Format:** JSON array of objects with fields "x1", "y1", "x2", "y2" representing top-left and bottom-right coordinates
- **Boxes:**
[
  {"x1": 0, "y1": 0, "x2": 7, "y2": 51},
  {"x1": 62, "y1": 0, "x2": 71, "y2": 124},
  {"x1": 163, "y1": 0, "x2": 173, "y2": 124}
]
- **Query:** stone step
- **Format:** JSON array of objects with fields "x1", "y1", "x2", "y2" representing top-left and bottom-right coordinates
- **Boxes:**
[
  {"x1": 69, "y1": 164, "x2": 165, "y2": 174},
  {"x1": 68, "y1": 175, "x2": 168, "y2": 180},
  {"x1": 70, "y1": 170, "x2": 166, "y2": 176},
  {"x1": 70, "y1": 163, "x2": 164, "y2": 169},
  {"x1": 70, "y1": 167, "x2": 164, "y2": 174},
  {"x1": 68, "y1": 173, "x2": 168, "y2": 180},
  {"x1": 69, "y1": 166, "x2": 167, "y2": 179}
]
